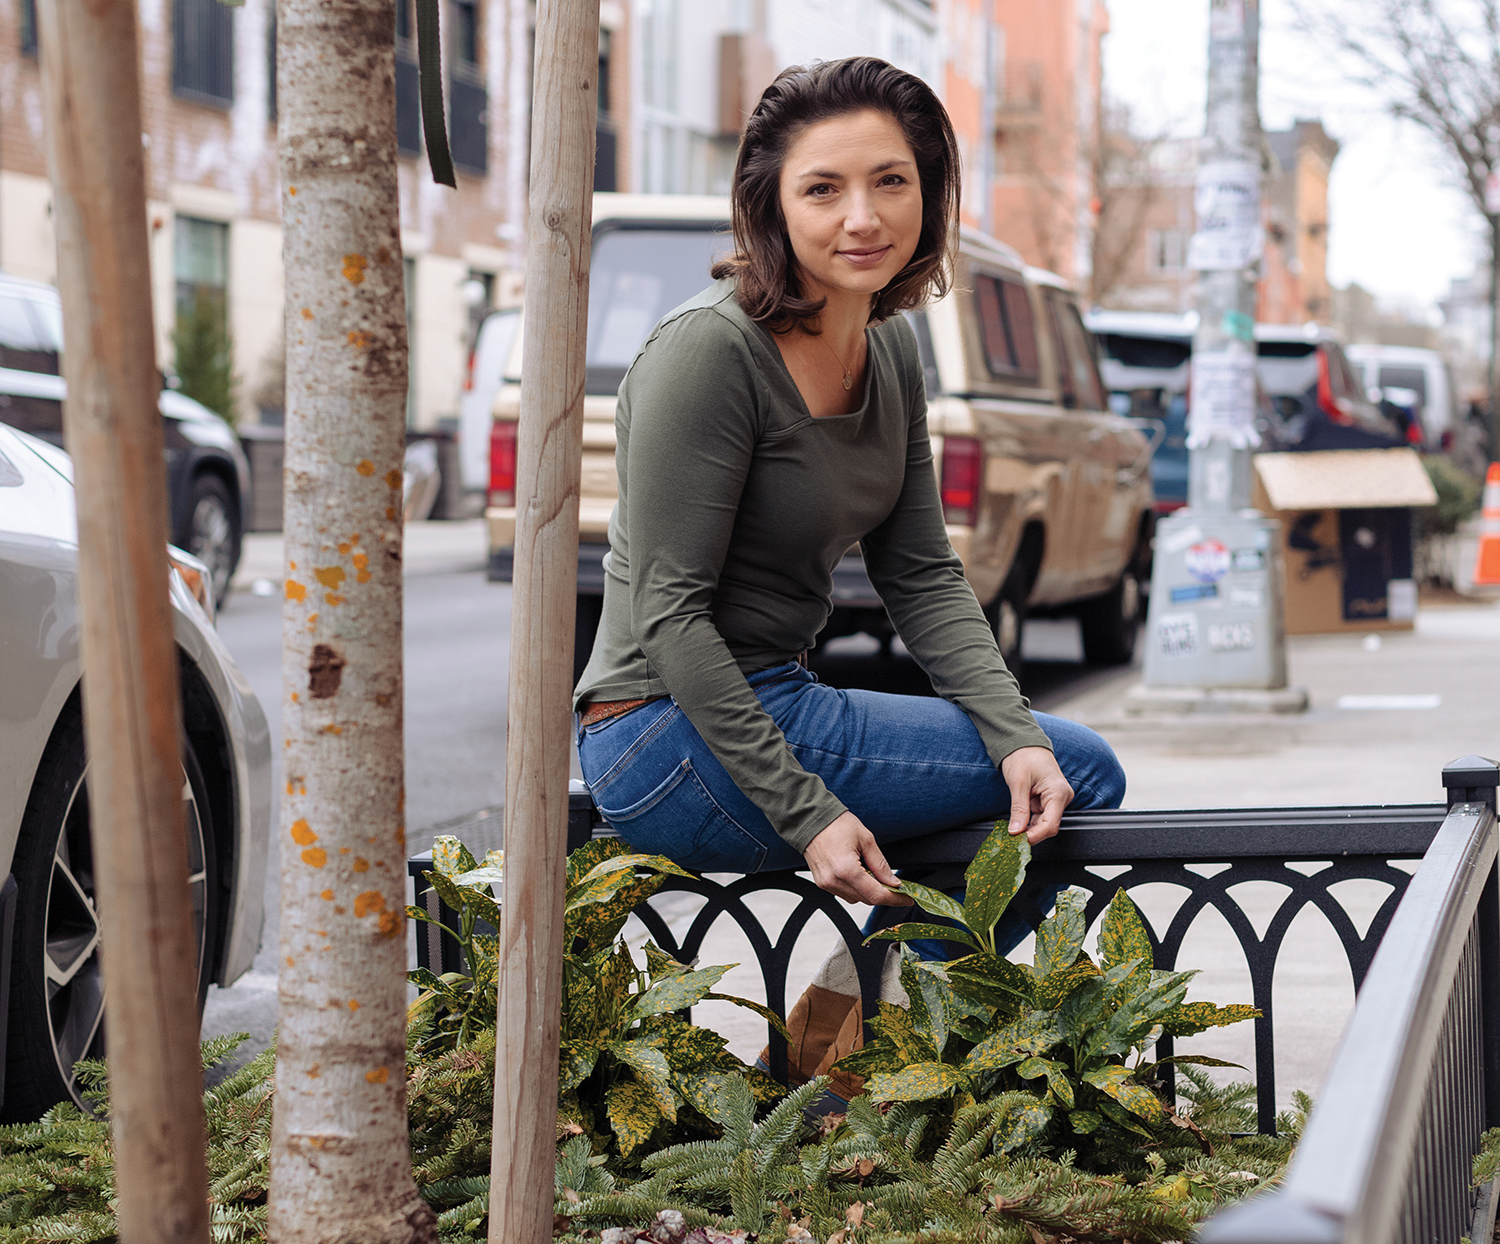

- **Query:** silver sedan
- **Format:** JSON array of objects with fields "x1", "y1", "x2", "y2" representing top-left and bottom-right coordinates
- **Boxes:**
[{"x1": 0, "y1": 421, "x2": 271, "y2": 1120}]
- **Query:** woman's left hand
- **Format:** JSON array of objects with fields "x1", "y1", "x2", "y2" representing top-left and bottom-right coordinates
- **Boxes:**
[{"x1": 999, "y1": 747, "x2": 1073, "y2": 845}]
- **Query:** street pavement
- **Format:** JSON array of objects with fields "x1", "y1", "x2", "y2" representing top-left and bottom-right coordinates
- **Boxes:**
[{"x1": 204, "y1": 521, "x2": 1500, "y2": 1111}]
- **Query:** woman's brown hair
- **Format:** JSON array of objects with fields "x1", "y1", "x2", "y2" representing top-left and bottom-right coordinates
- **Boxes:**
[{"x1": 711, "y1": 56, "x2": 961, "y2": 329}]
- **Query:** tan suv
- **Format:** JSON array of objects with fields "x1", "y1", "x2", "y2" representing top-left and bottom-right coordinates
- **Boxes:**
[{"x1": 486, "y1": 195, "x2": 1155, "y2": 680}]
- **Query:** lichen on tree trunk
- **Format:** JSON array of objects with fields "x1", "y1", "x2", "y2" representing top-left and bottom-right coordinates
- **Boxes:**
[{"x1": 270, "y1": 2, "x2": 434, "y2": 1241}]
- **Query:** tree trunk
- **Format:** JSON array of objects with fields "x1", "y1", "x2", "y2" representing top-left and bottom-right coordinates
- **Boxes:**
[
  {"x1": 270, "y1": 2, "x2": 434, "y2": 1241},
  {"x1": 37, "y1": 2, "x2": 212, "y2": 1239},
  {"x1": 486, "y1": 0, "x2": 599, "y2": 1235}
]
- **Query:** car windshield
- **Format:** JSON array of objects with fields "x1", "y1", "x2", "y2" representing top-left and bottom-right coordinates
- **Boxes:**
[
  {"x1": 0, "y1": 291, "x2": 64, "y2": 375},
  {"x1": 586, "y1": 224, "x2": 732, "y2": 393},
  {"x1": 1256, "y1": 339, "x2": 1318, "y2": 396}
]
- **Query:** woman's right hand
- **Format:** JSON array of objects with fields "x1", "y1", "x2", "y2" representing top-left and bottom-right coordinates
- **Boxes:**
[{"x1": 803, "y1": 811, "x2": 914, "y2": 907}]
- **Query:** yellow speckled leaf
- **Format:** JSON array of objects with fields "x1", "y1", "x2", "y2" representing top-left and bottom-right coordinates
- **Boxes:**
[
  {"x1": 962, "y1": 823, "x2": 1028, "y2": 949},
  {"x1": 1084, "y1": 1063, "x2": 1165, "y2": 1121},
  {"x1": 866, "y1": 1062, "x2": 967, "y2": 1103},
  {"x1": 1035, "y1": 958, "x2": 1101, "y2": 1009},
  {"x1": 606, "y1": 1080, "x2": 663, "y2": 1156},
  {"x1": 1099, "y1": 888, "x2": 1154, "y2": 985},
  {"x1": 1034, "y1": 888, "x2": 1089, "y2": 976},
  {"x1": 430, "y1": 834, "x2": 478, "y2": 878},
  {"x1": 1160, "y1": 1001, "x2": 1261, "y2": 1037},
  {"x1": 997, "y1": 1101, "x2": 1054, "y2": 1152}
]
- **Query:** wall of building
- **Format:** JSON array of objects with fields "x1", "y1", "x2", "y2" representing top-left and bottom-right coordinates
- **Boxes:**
[{"x1": 0, "y1": 0, "x2": 529, "y2": 432}]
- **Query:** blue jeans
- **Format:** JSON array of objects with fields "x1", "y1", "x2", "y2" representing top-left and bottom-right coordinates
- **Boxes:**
[{"x1": 577, "y1": 663, "x2": 1125, "y2": 952}]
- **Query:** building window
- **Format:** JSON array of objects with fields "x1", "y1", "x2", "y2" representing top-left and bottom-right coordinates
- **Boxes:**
[
  {"x1": 448, "y1": 0, "x2": 488, "y2": 175},
  {"x1": 595, "y1": 28, "x2": 616, "y2": 191},
  {"x1": 1148, "y1": 230, "x2": 1188, "y2": 274},
  {"x1": 266, "y1": 13, "x2": 277, "y2": 122},
  {"x1": 173, "y1": 0, "x2": 235, "y2": 107},
  {"x1": 393, "y1": 0, "x2": 422, "y2": 156},
  {"x1": 174, "y1": 217, "x2": 234, "y2": 420},
  {"x1": 20, "y1": 0, "x2": 37, "y2": 57}
]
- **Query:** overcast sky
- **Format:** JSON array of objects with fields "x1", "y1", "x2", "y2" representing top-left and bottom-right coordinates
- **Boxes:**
[{"x1": 1103, "y1": 0, "x2": 1481, "y2": 309}]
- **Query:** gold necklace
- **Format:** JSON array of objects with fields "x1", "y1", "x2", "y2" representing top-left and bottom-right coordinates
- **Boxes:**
[{"x1": 812, "y1": 331, "x2": 857, "y2": 390}]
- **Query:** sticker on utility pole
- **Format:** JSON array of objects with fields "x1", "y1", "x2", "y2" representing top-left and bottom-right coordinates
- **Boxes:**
[
  {"x1": 1187, "y1": 350, "x2": 1261, "y2": 448},
  {"x1": 1156, "y1": 612, "x2": 1200, "y2": 658},
  {"x1": 1208, "y1": 621, "x2": 1255, "y2": 651},
  {"x1": 1188, "y1": 160, "x2": 1262, "y2": 270}
]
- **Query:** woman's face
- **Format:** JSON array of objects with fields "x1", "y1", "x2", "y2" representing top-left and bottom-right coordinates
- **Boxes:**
[{"x1": 777, "y1": 108, "x2": 923, "y2": 310}]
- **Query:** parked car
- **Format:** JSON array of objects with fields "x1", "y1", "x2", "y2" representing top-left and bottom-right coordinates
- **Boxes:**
[
  {"x1": 0, "y1": 421, "x2": 270, "y2": 1121},
  {"x1": 458, "y1": 305, "x2": 522, "y2": 494},
  {"x1": 486, "y1": 195, "x2": 1156, "y2": 678},
  {"x1": 1345, "y1": 343, "x2": 1456, "y2": 449},
  {"x1": 0, "y1": 272, "x2": 249, "y2": 603},
  {"x1": 1254, "y1": 324, "x2": 1407, "y2": 451},
  {"x1": 1084, "y1": 309, "x2": 1195, "y2": 513}
]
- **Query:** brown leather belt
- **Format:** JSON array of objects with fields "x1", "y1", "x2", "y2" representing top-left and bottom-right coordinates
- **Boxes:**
[
  {"x1": 578, "y1": 695, "x2": 668, "y2": 727},
  {"x1": 578, "y1": 653, "x2": 809, "y2": 728}
]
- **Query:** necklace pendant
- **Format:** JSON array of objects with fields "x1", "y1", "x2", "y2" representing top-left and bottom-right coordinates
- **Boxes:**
[{"x1": 842, "y1": 372, "x2": 852, "y2": 391}]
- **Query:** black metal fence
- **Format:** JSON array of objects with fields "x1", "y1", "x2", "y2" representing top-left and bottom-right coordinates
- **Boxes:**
[
  {"x1": 1202, "y1": 756, "x2": 1500, "y2": 1244},
  {"x1": 408, "y1": 757, "x2": 1500, "y2": 1235}
]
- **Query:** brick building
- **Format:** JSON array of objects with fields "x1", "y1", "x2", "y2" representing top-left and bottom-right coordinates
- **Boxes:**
[
  {"x1": 1096, "y1": 120, "x2": 1340, "y2": 325},
  {"x1": 0, "y1": 0, "x2": 543, "y2": 431}
]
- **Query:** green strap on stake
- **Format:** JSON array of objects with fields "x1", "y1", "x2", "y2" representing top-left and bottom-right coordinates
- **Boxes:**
[{"x1": 415, "y1": 0, "x2": 457, "y2": 188}]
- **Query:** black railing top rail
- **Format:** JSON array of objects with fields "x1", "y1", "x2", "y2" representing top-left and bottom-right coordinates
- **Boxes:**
[
  {"x1": 884, "y1": 802, "x2": 1447, "y2": 867},
  {"x1": 1202, "y1": 757, "x2": 1500, "y2": 1243}
]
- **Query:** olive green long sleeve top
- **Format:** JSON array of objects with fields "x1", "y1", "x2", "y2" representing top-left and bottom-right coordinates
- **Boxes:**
[{"x1": 575, "y1": 280, "x2": 1051, "y2": 852}]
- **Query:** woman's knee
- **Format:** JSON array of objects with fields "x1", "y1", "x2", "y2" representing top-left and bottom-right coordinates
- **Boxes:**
[{"x1": 1033, "y1": 713, "x2": 1126, "y2": 810}]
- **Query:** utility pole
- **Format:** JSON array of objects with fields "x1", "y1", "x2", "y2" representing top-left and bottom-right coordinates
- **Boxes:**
[
  {"x1": 37, "y1": 1, "x2": 212, "y2": 1240},
  {"x1": 486, "y1": 0, "x2": 597, "y2": 1236},
  {"x1": 1136, "y1": 0, "x2": 1305, "y2": 712}
]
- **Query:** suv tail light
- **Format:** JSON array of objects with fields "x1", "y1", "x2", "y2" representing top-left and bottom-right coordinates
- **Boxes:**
[
  {"x1": 1316, "y1": 349, "x2": 1355, "y2": 425},
  {"x1": 489, "y1": 420, "x2": 518, "y2": 507},
  {"x1": 462, "y1": 346, "x2": 477, "y2": 392},
  {"x1": 940, "y1": 436, "x2": 983, "y2": 525}
]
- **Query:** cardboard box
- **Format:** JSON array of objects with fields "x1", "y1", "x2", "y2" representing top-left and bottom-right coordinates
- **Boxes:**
[{"x1": 1252, "y1": 448, "x2": 1436, "y2": 635}]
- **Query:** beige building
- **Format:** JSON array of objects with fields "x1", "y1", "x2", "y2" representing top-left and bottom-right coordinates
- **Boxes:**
[{"x1": 0, "y1": 0, "x2": 540, "y2": 431}]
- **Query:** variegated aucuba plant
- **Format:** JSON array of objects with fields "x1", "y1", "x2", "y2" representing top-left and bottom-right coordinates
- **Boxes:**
[
  {"x1": 836, "y1": 824, "x2": 1258, "y2": 1165},
  {"x1": 408, "y1": 834, "x2": 787, "y2": 1160}
]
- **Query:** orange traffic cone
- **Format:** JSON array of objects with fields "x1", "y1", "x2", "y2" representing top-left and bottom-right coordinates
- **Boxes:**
[{"x1": 1475, "y1": 463, "x2": 1500, "y2": 586}]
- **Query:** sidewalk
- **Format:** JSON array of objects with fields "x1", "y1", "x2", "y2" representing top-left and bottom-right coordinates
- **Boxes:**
[
  {"x1": 230, "y1": 518, "x2": 488, "y2": 592},
  {"x1": 670, "y1": 593, "x2": 1500, "y2": 1107}
]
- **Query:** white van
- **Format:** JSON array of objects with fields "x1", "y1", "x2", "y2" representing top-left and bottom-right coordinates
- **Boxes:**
[{"x1": 1345, "y1": 344, "x2": 1456, "y2": 445}]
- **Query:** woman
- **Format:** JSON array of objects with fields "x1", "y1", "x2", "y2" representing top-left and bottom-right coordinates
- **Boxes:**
[{"x1": 575, "y1": 57, "x2": 1125, "y2": 919}]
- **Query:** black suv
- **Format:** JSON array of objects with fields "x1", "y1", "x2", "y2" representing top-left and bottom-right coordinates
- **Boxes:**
[{"x1": 0, "y1": 272, "x2": 249, "y2": 602}]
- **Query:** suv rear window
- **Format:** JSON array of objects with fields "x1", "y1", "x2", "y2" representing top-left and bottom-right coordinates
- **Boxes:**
[
  {"x1": 1256, "y1": 339, "x2": 1318, "y2": 397},
  {"x1": 974, "y1": 274, "x2": 1040, "y2": 383},
  {"x1": 586, "y1": 224, "x2": 732, "y2": 394},
  {"x1": 1378, "y1": 365, "x2": 1427, "y2": 401}
]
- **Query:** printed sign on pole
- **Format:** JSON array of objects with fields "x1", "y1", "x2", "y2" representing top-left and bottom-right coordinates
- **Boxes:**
[
  {"x1": 1187, "y1": 160, "x2": 1263, "y2": 270},
  {"x1": 1187, "y1": 349, "x2": 1260, "y2": 448}
]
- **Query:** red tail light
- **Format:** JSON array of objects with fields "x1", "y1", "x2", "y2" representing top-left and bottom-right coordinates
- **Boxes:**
[
  {"x1": 1316, "y1": 349, "x2": 1355, "y2": 425},
  {"x1": 940, "y1": 436, "x2": 983, "y2": 525},
  {"x1": 462, "y1": 347, "x2": 477, "y2": 392},
  {"x1": 488, "y1": 420, "x2": 518, "y2": 507}
]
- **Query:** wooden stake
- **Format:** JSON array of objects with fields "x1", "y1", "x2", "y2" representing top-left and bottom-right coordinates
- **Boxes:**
[
  {"x1": 487, "y1": 0, "x2": 598, "y2": 1235},
  {"x1": 36, "y1": 2, "x2": 211, "y2": 1241}
]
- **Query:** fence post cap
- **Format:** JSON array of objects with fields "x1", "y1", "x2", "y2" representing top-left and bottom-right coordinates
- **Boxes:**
[{"x1": 1443, "y1": 755, "x2": 1500, "y2": 790}]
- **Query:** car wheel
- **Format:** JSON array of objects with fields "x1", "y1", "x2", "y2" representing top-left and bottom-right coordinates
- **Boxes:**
[
  {"x1": 185, "y1": 473, "x2": 240, "y2": 606},
  {"x1": 986, "y1": 563, "x2": 1029, "y2": 687},
  {"x1": 1, "y1": 707, "x2": 217, "y2": 1121},
  {"x1": 1077, "y1": 566, "x2": 1144, "y2": 667}
]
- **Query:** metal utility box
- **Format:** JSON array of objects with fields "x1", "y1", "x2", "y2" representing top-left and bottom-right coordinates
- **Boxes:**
[{"x1": 1253, "y1": 449, "x2": 1436, "y2": 634}]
